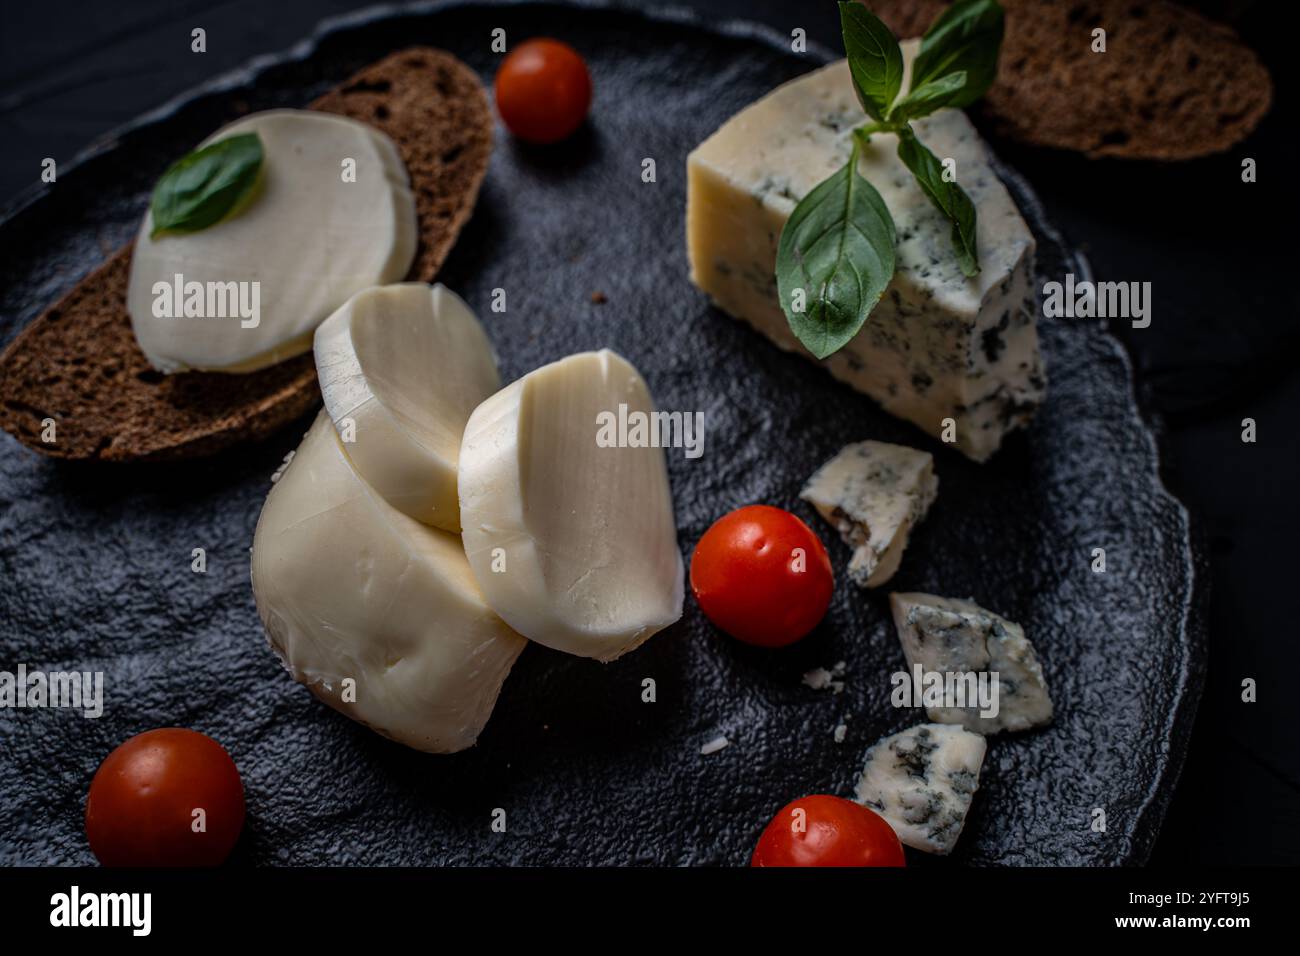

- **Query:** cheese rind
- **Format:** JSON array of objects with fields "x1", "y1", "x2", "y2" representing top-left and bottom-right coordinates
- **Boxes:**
[
  {"x1": 128, "y1": 110, "x2": 417, "y2": 373},
  {"x1": 250, "y1": 411, "x2": 526, "y2": 754},
  {"x1": 313, "y1": 283, "x2": 499, "y2": 531},
  {"x1": 458, "y1": 350, "x2": 685, "y2": 661},
  {"x1": 854, "y1": 723, "x2": 986, "y2": 855},
  {"x1": 686, "y1": 44, "x2": 1043, "y2": 461},
  {"x1": 800, "y1": 440, "x2": 936, "y2": 587},
  {"x1": 890, "y1": 592, "x2": 1053, "y2": 734}
]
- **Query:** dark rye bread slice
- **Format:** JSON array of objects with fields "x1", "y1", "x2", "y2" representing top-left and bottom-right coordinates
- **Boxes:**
[
  {"x1": 869, "y1": 0, "x2": 1272, "y2": 160},
  {"x1": 0, "y1": 47, "x2": 492, "y2": 461}
]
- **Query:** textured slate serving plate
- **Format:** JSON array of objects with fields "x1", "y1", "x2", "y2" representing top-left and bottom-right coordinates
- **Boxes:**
[{"x1": 0, "y1": 0, "x2": 1205, "y2": 866}]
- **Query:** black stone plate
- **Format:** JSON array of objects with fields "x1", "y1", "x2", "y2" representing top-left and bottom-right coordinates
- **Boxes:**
[{"x1": 0, "y1": 0, "x2": 1206, "y2": 866}]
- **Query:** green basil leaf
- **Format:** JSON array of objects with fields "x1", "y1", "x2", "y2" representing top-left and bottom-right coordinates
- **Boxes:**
[
  {"x1": 887, "y1": 71, "x2": 968, "y2": 122},
  {"x1": 776, "y1": 145, "x2": 897, "y2": 359},
  {"x1": 910, "y1": 0, "x2": 1004, "y2": 109},
  {"x1": 150, "y1": 132, "x2": 264, "y2": 239},
  {"x1": 896, "y1": 127, "x2": 979, "y2": 277},
  {"x1": 838, "y1": 1, "x2": 904, "y2": 122}
]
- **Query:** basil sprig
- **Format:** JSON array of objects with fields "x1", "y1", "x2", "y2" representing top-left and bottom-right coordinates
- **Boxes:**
[
  {"x1": 839, "y1": 2, "x2": 904, "y2": 122},
  {"x1": 897, "y1": 127, "x2": 979, "y2": 277},
  {"x1": 149, "y1": 132, "x2": 264, "y2": 239},
  {"x1": 776, "y1": 139, "x2": 897, "y2": 360},
  {"x1": 888, "y1": 71, "x2": 968, "y2": 124},
  {"x1": 776, "y1": 1, "x2": 1003, "y2": 357},
  {"x1": 910, "y1": 0, "x2": 1005, "y2": 109}
]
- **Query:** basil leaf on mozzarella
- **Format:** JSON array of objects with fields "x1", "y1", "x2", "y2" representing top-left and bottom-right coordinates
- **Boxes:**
[
  {"x1": 775, "y1": 142, "x2": 897, "y2": 359},
  {"x1": 838, "y1": 1, "x2": 904, "y2": 122},
  {"x1": 128, "y1": 110, "x2": 418, "y2": 374},
  {"x1": 149, "y1": 132, "x2": 263, "y2": 238},
  {"x1": 910, "y1": 0, "x2": 1004, "y2": 109},
  {"x1": 896, "y1": 126, "x2": 979, "y2": 277}
]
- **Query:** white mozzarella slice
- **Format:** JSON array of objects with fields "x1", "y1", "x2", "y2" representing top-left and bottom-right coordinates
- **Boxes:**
[
  {"x1": 854, "y1": 723, "x2": 986, "y2": 855},
  {"x1": 800, "y1": 440, "x2": 937, "y2": 587},
  {"x1": 458, "y1": 350, "x2": 684, "y2": 661},
  {"x1": 890, "y1": 592, "x2": 1053, "y2": 734},
  {"x1": 128, "y1": 109, "x2": 417, "y2": 373},
  {"x1": 250, "y1": 411, "x2": 526, "y2": 754},
  {"x1": 314, "y1": 283, "x2": 500, "y2": 531}
]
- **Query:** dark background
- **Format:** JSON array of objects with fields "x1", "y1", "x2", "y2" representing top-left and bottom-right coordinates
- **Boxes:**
[{"x1": 1, "y1": 0, "x2": 1295, "y2": 864}]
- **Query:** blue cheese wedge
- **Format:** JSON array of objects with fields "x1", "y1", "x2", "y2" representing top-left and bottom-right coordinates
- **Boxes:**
[
  {"x1": 686, "y1": 41, "x2": 1044, "y2": 461},
  {"x1": 800, "y1": 440, "x2": 936, "y2": 587},
  {"x1": 854, "y1": 723, "x2": 986, "y2": 855},
  {"x1": 890, "y1": 592, "x2": 1053, "y2": 734}
]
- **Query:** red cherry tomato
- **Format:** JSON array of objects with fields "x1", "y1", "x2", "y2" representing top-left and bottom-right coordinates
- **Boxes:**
[
  {"x1": 495, "y1": 38, "x2": 592, "y2": 144},
  {"x1": 690, "y1": 504, "x2": 833, "y2": 647},
  {"x1": 751, "y1": 794, "x2": 906, "y2": 867},
  {"x1": 85, "y1": 728, "x2": 245, "y2": 867}
]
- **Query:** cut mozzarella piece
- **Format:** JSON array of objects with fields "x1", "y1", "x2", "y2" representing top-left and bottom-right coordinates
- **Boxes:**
[
  {"x1": 128, "y1": 109, "x2": 417, "y2": 373},
  {"x1": 854, "y1": 723, "x2": 986, "y2": 855},
  {"x1": 314, "y1": 283, "x2": 499, "y2": 531},
  {"x1": 800, "y1": 440, "x2": 937, "y2": 588},
  {"x1": 686, "y1": 41, "x2": 1043, "y2": 461},
  {"x1": 458, "y1": 350, "x2": 684, "y2": 661},
  {"x1": 890, "y1": 592, "x2": 1053, "y2": 734},
  {"x1": 250, "y1": 411, "x2": 526, "y2": 753}
]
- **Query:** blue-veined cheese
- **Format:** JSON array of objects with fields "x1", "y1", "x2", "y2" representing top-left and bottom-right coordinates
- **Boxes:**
[
  {"x1": 854, "y1": 722, "x2": 986, "y2": 855},
  {"x1": 686, "y1": 42, "x2": 1044, "y2": 461},
  {"x1": 800, "y1": 440, "x2": 936, "y2": 587},
  {"x1": 890, "y1": 592, "x2": 1053, "y2": 734}
]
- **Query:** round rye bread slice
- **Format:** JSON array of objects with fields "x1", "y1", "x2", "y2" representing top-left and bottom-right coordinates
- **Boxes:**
[
  {"x1": 869, "y1": 0, "x2": 1272, "y2": 160},
  {"x1": 0, "y1": 48, "x2": 492, "y2": 462}
]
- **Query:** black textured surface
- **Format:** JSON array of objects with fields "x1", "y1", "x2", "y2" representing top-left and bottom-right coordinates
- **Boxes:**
[{"x1": 0, "y1": 1, "x2": 1205, "y2": 866}]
